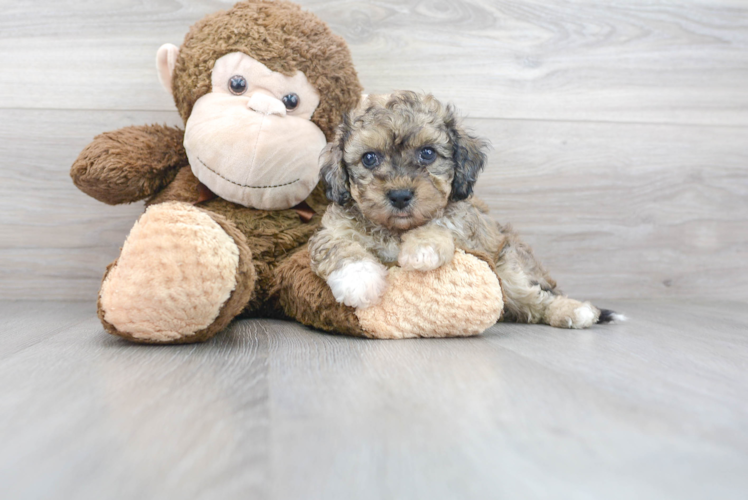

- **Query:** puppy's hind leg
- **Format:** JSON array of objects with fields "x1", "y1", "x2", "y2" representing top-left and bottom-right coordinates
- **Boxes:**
[
  {"x1": 494, "y1": 256, "x2": 551, "y2": 324},
  {"x1": 543, "y1": 296, "x2": 601, "y2": 329},
  {"x1": 494, "y1": 240, "x2": 604, "y2": 330},
  {"x1": 499, "y1": 267, "x2": 601, "y2": 329}
]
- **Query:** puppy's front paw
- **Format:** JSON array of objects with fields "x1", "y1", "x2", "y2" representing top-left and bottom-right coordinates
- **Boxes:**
[
  {"x1": 327, "y1": 260, "x2": 388, "y2": 309},
  {"x1": 398, "y1": 242, "x2": 453, "y2": 271}
]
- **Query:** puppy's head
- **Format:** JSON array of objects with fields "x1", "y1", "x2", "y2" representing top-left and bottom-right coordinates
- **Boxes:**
[{"x1": 320, "y1": 91, "x2": 488, "y2": 231}]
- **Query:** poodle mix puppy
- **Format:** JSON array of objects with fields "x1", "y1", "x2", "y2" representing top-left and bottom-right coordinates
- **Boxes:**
[{"x1": 309, "y1": 91, "x2": 618, "y2": 329}]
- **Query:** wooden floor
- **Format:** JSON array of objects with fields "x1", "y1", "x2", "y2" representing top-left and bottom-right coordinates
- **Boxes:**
[{"x1": 1, "y1": 300, "x2": 746, "y2": 499}]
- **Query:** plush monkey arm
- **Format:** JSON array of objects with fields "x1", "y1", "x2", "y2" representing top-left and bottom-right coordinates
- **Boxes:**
[{"x1": 71, "y1": 124, "x2": 188, "y2": 205}]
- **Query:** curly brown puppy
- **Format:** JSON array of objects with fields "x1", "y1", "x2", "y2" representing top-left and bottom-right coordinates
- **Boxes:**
[{"x1": 309, "y1": 91, "x2": 622, "y2": 329}]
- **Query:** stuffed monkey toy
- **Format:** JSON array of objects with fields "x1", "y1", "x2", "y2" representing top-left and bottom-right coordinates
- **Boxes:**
[{"x1": 71, "y1": 0, "x2": 502, "y2": 343}]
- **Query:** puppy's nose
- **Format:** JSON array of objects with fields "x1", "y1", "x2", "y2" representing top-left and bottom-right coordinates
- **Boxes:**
[{"x1": 387, "y1": 189, "x2": 414, "y2": 209}]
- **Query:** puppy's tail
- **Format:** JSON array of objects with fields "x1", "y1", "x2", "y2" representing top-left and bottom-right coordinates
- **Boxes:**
[{"x1": 597, "y1": 308, "x2": 627, "y2": 324}]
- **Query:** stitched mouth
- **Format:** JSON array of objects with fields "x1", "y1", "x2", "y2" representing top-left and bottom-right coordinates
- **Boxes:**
[{"x1": 197, "y1": 157, "x2": 300, "y2": 189}]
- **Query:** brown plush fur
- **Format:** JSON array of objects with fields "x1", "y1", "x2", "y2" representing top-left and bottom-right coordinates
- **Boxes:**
[
  {"x1": 143, "y1": 163, "x2": 339, "y2": 321},
  {"x1": 71, "y1": 0, "x2": 365, "y2": 343},
  {"x1": 172, "y1": 0, "x2": 362, "y2": 141},
  {"x1": 271, "y1": 249, "x2": 367, "y2": 337},
  {"x1": 71, "y1": 124, "x2": 188, "y2": 205}
]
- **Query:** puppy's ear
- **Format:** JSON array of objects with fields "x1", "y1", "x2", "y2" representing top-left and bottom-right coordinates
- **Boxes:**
[
  {"x1": 446, "y1": 106, "x2": 489, "y2": 202},
  {"x1": 320, "y1": 137, "x2": 351, "y2": 205}
]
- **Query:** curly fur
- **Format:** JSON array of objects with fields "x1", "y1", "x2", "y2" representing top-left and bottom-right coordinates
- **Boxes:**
[{"x1": 311, "y1": 91, "x2": 610, "y2": 329}]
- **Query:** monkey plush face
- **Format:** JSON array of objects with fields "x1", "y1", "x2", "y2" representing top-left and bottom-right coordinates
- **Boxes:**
[
  {"x1": 182, "y1": 52, "x2": 326, "y2": 210},
  {"x1": 155, "y1": 0, "x2": 363, "y2": 211}
]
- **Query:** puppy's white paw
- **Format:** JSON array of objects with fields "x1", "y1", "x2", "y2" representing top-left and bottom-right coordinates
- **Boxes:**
[
  {"x1": 571, "y1": 304, "x2": 597, "y2": 329},
  {"x1": 327, "y1": 260, "x2": 388, "y2": 309},
  {"x1": 398, "y1": 245, "x2": 444, "y2": 271}
]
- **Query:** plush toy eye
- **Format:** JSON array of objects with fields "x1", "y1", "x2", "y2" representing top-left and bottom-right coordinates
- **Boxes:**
[
  {"x1": 229, "y1": 75, "x2": 247, "y2": 95},
  {"x1": 419, "y1": 147, "x2": 437, "y2": 164},
  {"x1": 282, "y1": 93, "x2": 299, "y2": 110},
  {"x1": 361, "y1": 152, "x2": 380, "y2": 169}
]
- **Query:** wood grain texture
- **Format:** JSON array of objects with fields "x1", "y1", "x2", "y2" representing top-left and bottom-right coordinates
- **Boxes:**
[
  {"x1": 2, "y1": 109, "x2": 745, "y2": 301},
  {"x1": 0, "y1": 301, "x2": 270, "y2": 500},
  {"x1": 1, "y1": 0, "x2": 747, "y2": 124},
  {"x1": 0, "y1": 0, "x2": 746, "y2": 301},
  {"x1": 0, "y1": 109, "x2": 181, "y2": 300},
  {"x1": 471, "y1": 118, "x2": 748, "y2": 300},
  {"x1": 1, "y1": 300, "x2": 747, "y2": 499}
]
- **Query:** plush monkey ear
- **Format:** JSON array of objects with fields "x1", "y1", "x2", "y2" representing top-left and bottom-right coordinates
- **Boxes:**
[
  {"x1": 320, "y1": 140, "x2": 351, "y2": 205},
  {"x1": 447, "y1": 107, "x2": 489, "y2": 202},
  {"x1": 156, "y1": 43, "x2": 180, "y2": 94}
]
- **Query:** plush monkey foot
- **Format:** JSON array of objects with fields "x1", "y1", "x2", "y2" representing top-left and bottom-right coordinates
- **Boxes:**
[
  {"x1": 99, "y1": 202, "x2": 255, "y2": 343},
  {"x1": 355, "y1": 250, "x2": 504, "y2": 339}
]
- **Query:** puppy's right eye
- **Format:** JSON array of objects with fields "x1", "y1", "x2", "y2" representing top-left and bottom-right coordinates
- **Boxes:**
[
  {"x1": 361, "y1": 152, "x2": 380, "y2": 169},
  {"x1": 419, "y1": 147, "x2": 437, "y2": 164}
]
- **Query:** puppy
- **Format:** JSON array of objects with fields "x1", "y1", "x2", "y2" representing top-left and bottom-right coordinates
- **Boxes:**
[{"x1": 309, "y1": 91, "x2": 620, "y2": 329}]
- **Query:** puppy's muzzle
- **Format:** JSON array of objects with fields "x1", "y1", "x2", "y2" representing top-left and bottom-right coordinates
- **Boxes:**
[{"x1": 387, "y1": 189, "x2": 414, "y2": 210}]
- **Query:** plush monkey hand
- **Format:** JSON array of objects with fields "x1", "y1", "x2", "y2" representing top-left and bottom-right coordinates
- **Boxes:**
[
  {"x1": 71, "y1": 124, "x2": 188, "y2": 205},
  {"x1": 354, "y1": 250, "x2": 504, "y2": 339}
]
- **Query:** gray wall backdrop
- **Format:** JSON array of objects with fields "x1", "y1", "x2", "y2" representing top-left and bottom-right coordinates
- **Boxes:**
[{"x1": 1, "y1": 0, "x2": 747, "y2": 301}]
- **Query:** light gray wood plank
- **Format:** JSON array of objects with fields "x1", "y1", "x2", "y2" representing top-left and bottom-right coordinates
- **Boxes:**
[
  {"x1": 2, "y1": 108, "x2": 745, "y2": 301},
  {"x1": 0, "y1": 305, "x2": 270, "y2": 500},
  {"x1": 4, "y1": 300, "x2": 746, "y2": 499},
  {"x1": 264, "y1": 300, "x2": 748, "y2": 500},
  {"x1": 472, "y1": 117, "x2": 748, "y2": 302},
  {"x1": 1, "y1": 0, "x2": 747, "y2": 125},
  {"x1": 0, "y1": 108, "x2": 182, "y2": 300},
  {"x1": 0, "y1": 301, "x2": 94, "y2": 359}
]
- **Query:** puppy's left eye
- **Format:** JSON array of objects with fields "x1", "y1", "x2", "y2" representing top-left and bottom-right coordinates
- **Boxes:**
[
  {"x1": 361, "y1": 152, "x2": 380, "y2": 169},
  {"x1": 419, "y1": 147, "x2": 437, "y2": 164}
]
